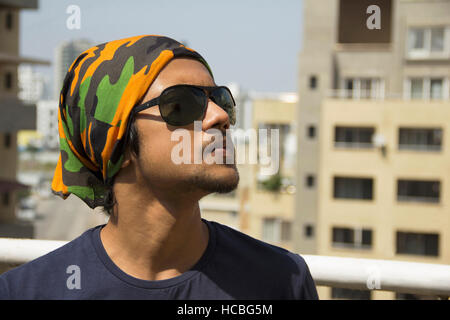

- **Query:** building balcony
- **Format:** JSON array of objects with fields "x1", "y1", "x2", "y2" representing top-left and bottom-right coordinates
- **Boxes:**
[
  {"x1": 327, "y1": 88, "x2": 450, "y2": 102},
  {"x1": 0, "y1": 237, "x2": 448, "y2": 299},
  {"x1": 0, "y1": 53, "x2": 49, "y2": 66},
  {"x1": 327, "y1": 89, "x2": 390, "y2": 100}
]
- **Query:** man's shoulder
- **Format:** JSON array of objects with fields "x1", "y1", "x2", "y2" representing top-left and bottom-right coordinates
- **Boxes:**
[
  {"x1": 208, "y1": 219, "x2": 308, "y2": 272},
  {"x1": 0, "y1": 226, "x2": 100, "y2": 299},
  {"x1": 206, "y1": 219, "x2": 317, "y2": 299}
]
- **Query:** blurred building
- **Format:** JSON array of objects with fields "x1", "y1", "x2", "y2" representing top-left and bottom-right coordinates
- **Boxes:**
[
  {"x1": 36, "y1": 100, "x2": 59, "y2": 150},
  {"x1": 53, "y1": 39, "x2": 93, "y2": 99},
  {"x1": 16, "y1": 130, "x2": 43, "y2": 150},
  {"x1": 244, "y1": 93, "x2": 298, "y2": 251},
  {"x1": 18, "y1": 65, "x2": 49, "y2": 103},
  {"x1": 226, "y1": 82, "x2": 250, "y2": 131},
  {"x1": 295, "y1": 0, "x2": 450, "y2": 299},
  {"x1": 0, "y1": 0, "x2": 49, "y2": 238},
  {"x1": 16, "y1": 99, "x2": 59, "y2": 152}
]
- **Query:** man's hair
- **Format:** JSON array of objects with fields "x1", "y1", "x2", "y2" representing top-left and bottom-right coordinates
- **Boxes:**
[{"x1": 101, "y1": 116, "x2": 140, "y2": 218}]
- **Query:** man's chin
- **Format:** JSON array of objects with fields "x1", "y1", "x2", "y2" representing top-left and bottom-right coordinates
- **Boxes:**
[{"x1": 187, "y1": 165, "x2": 240, "y2": 194}]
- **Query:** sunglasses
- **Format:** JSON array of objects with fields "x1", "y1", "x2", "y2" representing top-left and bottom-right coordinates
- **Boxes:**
[{"x1": 130, "y1": 84, "x2": 236, "y2": 126}]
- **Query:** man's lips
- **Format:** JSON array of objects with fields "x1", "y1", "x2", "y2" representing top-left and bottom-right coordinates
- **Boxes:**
[
  {"x1": 210, "y1": 138, "x2": 230, "y2": 152},
  {"x1": 210, "y1": 139, "x2": 233, "y2": 157}
]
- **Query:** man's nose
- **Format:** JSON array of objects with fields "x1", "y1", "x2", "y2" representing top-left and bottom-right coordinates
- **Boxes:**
[{"x1": 201, "y1": 99, "x2": 231, "y2": 132}]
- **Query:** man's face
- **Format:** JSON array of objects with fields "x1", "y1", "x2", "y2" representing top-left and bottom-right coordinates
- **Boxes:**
[{"x1": 128, "y1": 58, "x2": 239, "y2": 197}]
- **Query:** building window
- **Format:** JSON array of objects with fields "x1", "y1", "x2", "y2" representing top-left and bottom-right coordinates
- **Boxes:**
[
  {"x1": 410, "y1": 78, "x2": 424, "y2": 99},
  {"x1": 4, "y1": 133, "x2": 11, "y2": 148},
  {"x1": 341, "y1": 78, "x2": 383, "y2": 99},
  {"x1": 306, "y1": 175, "x2": 315, "y2": 188},
  {"x1": 396, "y1": 232, "x2": 439, "y2": 257},
  {"x1": 333, "y1": 177, "x2": 373, "y2": 200},
  {"x1": 262, "y1": 218, "x2": 278, "y2": 242},
  {"x1": 307, "y1": 125, "x2": 316, "y2": 138},
  {"x1": 262, "y1": 218, "x2": 291, "y2": 242},
  {"x1": 407, "y1": 26, "x2": 448, "y2": 59},
  {"x1": 334, "y1": 126, "x2": 375, "y2": 148},
  {"x1": 304, "y1": 225, "x2": 314, "y2": 238},
  {"x1": 398, "y1": 128, "x2": 442, "y2": 151},
  {"x1": 409, "y1": 28, "x2": 425, "y2": 51},
  {"x1": 280, "y1": 221, "x2": 291, "y2": 241},
  {"x1": 309, "y1": 75, "x2": 317, "y2": 89},
  {"x1": 332, "y1": 227, "x2": 372, "y2": 249},
  {"x1": 331, "y1": 287, "x2": 371, "y2": 300},
  {"x1": 431, "y1": 28, "x2": 445, "y2": 52},
  {"x1": 6, "y1": 11, "x2": 13, "y2": 30},
  {"x1": 2, "y1": 192, "x2": 9, "y2": 206},
  {"x1": 5, "y1": 72, "x2": 13, "y2": 89},
  {"x1": 397, "y1": 179, "x2": 440, "y2": 203},
  {"x1": 406, "y1": 77, "x2": 448, "y2": 100},
  {"x1": 430, "y1": 79, "x2": 443, "y2": 99},
  {"x1": 396, "y1": 293, "x2": 436, "y2": 300},
  {"x1": 338, "y1": 0, "x2": 392, "y2": 44}
]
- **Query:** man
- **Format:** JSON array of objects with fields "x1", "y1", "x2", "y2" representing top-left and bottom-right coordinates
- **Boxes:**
[{"x1": 0, "y1": 35, "x2": 318, "y2": 299}]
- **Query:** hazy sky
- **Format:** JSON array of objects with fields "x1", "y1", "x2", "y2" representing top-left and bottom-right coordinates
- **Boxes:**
[{"x1": 20, "y1": 0, "x2": 303, "y2": 94}]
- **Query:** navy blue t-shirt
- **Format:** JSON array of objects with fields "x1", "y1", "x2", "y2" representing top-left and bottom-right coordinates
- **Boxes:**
[{"x1": 0, "y1": 219, "x2": 318, "y2": 299}]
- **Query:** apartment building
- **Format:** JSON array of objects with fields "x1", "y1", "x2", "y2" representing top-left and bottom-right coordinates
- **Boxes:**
[
  {"x1": 245, "y1": 93, "x2": 298, "y2": 251},
  {"x1": 18, "y1": 65, "x2": 49, "y2": 103},
  {"x1": 295, "y1": 0, "x2": 450, "y2": 299},
  {"x1": 0, "y1": 0, "x2": 49, "y2": 237},
  {"x1": 36, "y1": 100, "x2": 59, "y2": 150}
]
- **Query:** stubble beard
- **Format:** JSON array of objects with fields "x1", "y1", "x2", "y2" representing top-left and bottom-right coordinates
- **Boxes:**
[{"x1": 184, "y1": 163, "x2": 240, "y2": 194}]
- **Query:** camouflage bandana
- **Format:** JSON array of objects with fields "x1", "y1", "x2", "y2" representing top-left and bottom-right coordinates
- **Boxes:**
[{"x1": 51, "y1": 35, "x2": 213, "y2": 209}]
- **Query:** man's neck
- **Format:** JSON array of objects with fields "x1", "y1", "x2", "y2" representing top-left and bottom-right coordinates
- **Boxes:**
[{"x1": 99, "y1": 187, "x2": 209, "y2": 281}]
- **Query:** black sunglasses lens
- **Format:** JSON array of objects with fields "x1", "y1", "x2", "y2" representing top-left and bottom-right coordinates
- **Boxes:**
[
  {"x1": 159, "y1": 86, "x2": 206, "y2": 126},
  {"x1": 210, "y1": 88, "x2": 236, "y2": 125}
]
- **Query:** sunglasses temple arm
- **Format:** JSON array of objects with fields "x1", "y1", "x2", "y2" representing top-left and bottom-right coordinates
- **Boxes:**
[{"x1": 131, "y1": 97, "x2": 160, "y2": 116}]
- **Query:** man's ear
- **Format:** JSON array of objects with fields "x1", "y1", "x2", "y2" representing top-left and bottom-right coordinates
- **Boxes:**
[
  {"x1": 121, "y1": 158, "x2": 131, "y2": 169},
  {"x1": 120, "y1": 148, "x2": 132, "y2": 169}
]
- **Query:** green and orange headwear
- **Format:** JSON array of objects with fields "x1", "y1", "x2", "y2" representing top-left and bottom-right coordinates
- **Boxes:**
[{"x1": 51, "y1": 35, "x2": 213, "y2": 209}]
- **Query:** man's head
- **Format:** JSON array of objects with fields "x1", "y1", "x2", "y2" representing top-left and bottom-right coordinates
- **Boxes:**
[
  {"x1": 104, "y1": 58, "x2": 240, "y2": 216},
  {"x1": 51, "y1": 35, "x2": 239, "y2": 215}
]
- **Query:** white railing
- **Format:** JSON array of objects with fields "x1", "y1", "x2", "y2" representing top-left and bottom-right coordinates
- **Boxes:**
[
  {"x1": 0, "y1": 238, "x2": 449, "y2": 298},
  {"x1": 303, "y1": 255, "x2": 450, "y2": 298},
  {"x1": 0, "y1": 238, "x2": 67, "y2": 265},
  {"x1": 326, "y1": 89, "x2": 450, "y2": 101}
]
